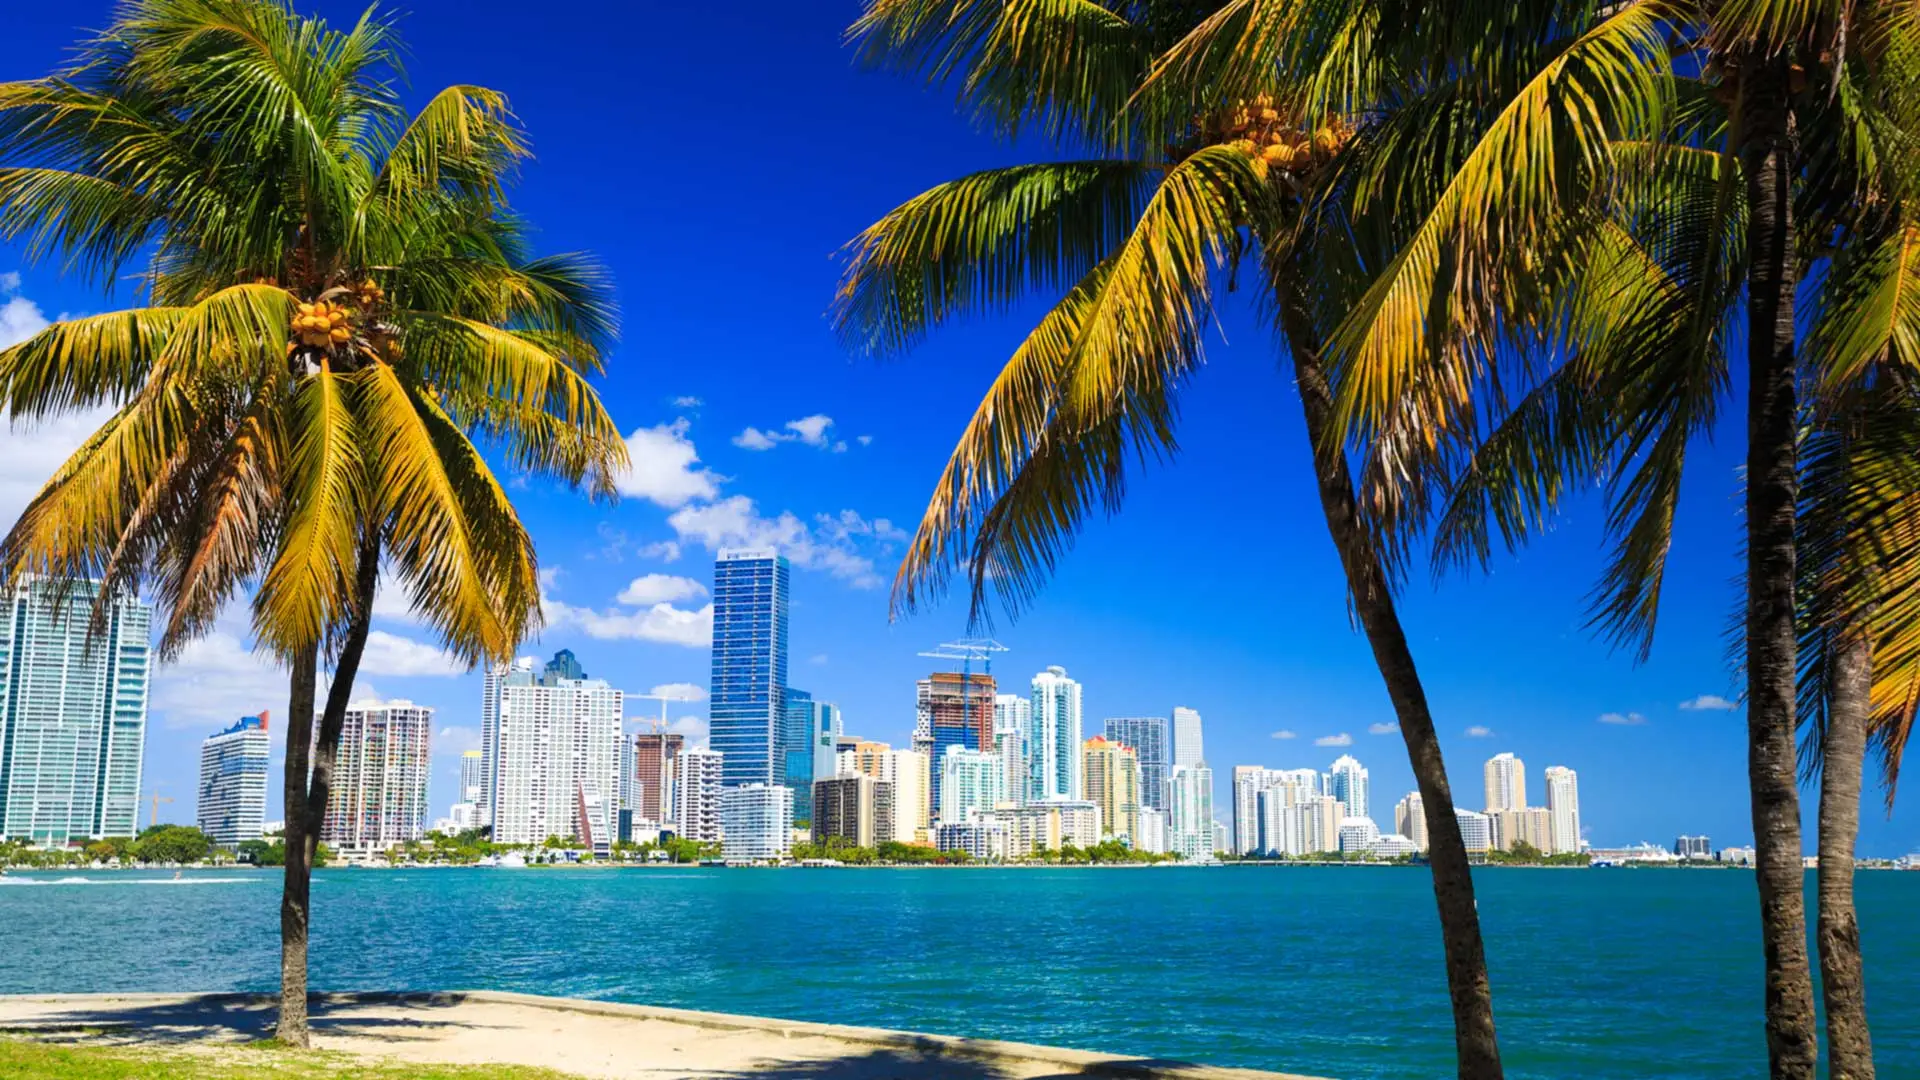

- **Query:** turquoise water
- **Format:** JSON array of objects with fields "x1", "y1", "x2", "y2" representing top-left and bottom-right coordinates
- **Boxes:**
[{"x1": 2, "y1": 866, "x2": 1915, "y2": 1078}]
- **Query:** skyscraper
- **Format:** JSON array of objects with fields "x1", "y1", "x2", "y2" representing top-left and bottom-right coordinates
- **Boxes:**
[
  {"x1": 1484, "y1": 752, "x2": 1526, "y2": 812},
  {"x1": 197, "y1": 714, "x2": 269, "y2": 848},
  {"x1": 1394, "y1": 791, "x2": 1429, "y2": 852},
  {"x1": 780, "y1": 689, "x2": 839, "y2": 823},
  {"x1": 720, "y1": 783, "x2": 793, "y2": 862},
  {"x1": 1104, "y1": 716, "x2": 1169, "y2": 811},
  {"x1": 1028, "y1": 666, "x2": 1082, "y2": 801},
  {"x1": 1167, "y1": 763, "x2": 1215, "y2": 862},
  {"x1": 458, "y1": 750, "x2": 484, "y2": 805},
  {"x1": 710, "y1": 549, "x2": 790, "y2": 790},
  {"x1": 918, "y1": 671, "x2": 996, "y2": 817},
  {"x1": 993, "y1": 694, "x2": 1029, "y2": 808},
  {"x1": 938, "y1": 745, "x2": 1006, "y2": 823},
  {"x1": 1455, "y1": 808, "x2": 1494, "y2": 853},
  {"x1": 1081, "y1": 736, "x2": 1141, "y2": 841},
  {"x1": 857, "y1": 746, "x2": 929, "y2": 844},
  {"x1": 813, "y1": 773, "x2": 891, "y2": 849},
  {"x1": 486, "y1": 652, "x2": 624, "y2": 851},
  {"x1": 1170, "y1": 706, "x2": 1204, "y2": 769},
  {"x1": 1231, "y1": 766, "x2": 1270, "y2": 855},
  {"x1": 1544, "y1": 765, "x2": 1581, "y2": 855},
  {"x1": 0, "y1": 579, "x2": 152, "y2": 844},
  {"x1": 319, "y1": 700, "x2": 432, "y2": 853},
  {"x1": 1326, "y1": 755, "x2": 1370, "y2": 822},
  {"x1": 674, "y1": 746, "x2": 723, "y2": 843},
  {"x1": 631, "y1": 731, "x2": 686, "y2": 825}
]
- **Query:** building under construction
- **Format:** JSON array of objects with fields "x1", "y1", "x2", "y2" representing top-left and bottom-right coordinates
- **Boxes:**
[{"x1": 915, "y1": 639, "x2": 1007, "y2": 823}]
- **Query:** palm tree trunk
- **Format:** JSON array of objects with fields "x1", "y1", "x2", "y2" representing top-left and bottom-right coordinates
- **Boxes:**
[
  {"x1": 1818, "y1": 626, "x2": 1874, "y2": 1080},
  {"x1": 1281, "y1": 288, "x2": 1502, "y2": 1080},
  {"x1": 1737, "y1": 56, "x2": 1820, "y2": 1080},
  {"x1": 275, "y1": 530, "x2": 381, "y2": 1049},
  {"x1": 276, "y1": 643, "x2": 319, "y2": 1048}
]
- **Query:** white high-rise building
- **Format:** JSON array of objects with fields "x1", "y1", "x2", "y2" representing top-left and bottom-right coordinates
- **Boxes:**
[
  {"x1": 319, "y1": 700, "x2": 432, "y2": 853},
  {"x1": 993, "y1": 694, "x2": 1029, "y2": 808},
  {"x1": 1134, "y1": 808, "x2": 1168, "y2": 855},
  {"x1": 1544, "y1": 766, "x2": 1581, "y2": 855},
  {"x1": 1455, "y1": 808, "x2": 1493, "y2": 853},
  {"x1": 1484, "y1": 752, "x2": 1526, "y2": 812},
  {"x1": 1326, "y1": 755, "x2": 1370, "y2": 822},
  {"x1": 674, "y1": 746, "x2": 723, "y2": 843},
  {"x1": 196, "y1": 714, "x2": 270, "y2": 848},
  {"x1": 938, "y1": 745, "x2": 1007, "y2": 823},
  {"x1": 0, "y1": 578, "x2": 151, "y2": 844},
  {"x1": 1167, "y1": 762, "x2": 1215, "y2": 862},
  {"x1": 991, "y1": 800, "x2": 1101, "y2": 857},
  {"x1": 458, "y1": 750, "x2": 484, "y2": 804},
  {"x1": 1171, "y1": 706, "x2": 1204, "y2": 769},
  {"x1": 1256, "y1": 787, "x2": 1287, "y2": 855},
  {"x1": 485, "y1": 651, "x2": 623, "y2": 852},
  {"x1": 720, "y1": 783, "x2": 792, "y2": 862},
  {"x1": 1338, "y1": 816, "x2": 1381, "y2": 854},
  {"x1": 1280, "y1": 793, "x2": 1342, "y2": 854},
  {"x1": 1231, "y1": 766, "x2": 1267, "y2": 854},
  {"x1": 1028, "y1": 666, "x2": 1083, "y2": 801},
  {"x1": 1232, "y1": 766, "x2": 1319, "y2": 854},
  {"x1": 1394, "y1": 791, "x2": 1429, "y2": 852}
]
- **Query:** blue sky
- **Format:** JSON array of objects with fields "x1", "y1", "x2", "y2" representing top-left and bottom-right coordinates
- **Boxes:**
[{"x1": 2, "y1": 1, "x2": 1915, "y2": 856}]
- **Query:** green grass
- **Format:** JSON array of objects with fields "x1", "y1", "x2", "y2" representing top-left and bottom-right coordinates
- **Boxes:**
[{"x1": 0, "y1": 1038, "x2": 583, "y2": 1079}]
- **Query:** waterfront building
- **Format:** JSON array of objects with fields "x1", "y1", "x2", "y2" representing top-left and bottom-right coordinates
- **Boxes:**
[
  {"x1": 1455, "y1": 808, "x2": 1493, "y2": 853},
  {"x1": 720, "y1": 783, "x2": 792, "y2": 862},
  {"x1": 1544, "y1": 765, "x2": 1581, "y2": 855},
  {"x1": 994, "y1": 695, "x2": 1029, "y2": 808},
  {"x1": 1484, "y1": 752, "x2": 1526, "y2": 812},
  {"x1": 1279, "y1": 794, "x2": 1342, "y2": 855},
  {"x1": 1213, "y1": 820, "x2": 1229, "y2": 855},
  {"x1": 1167, "y1": 763, "x2": 1215, "y2": 862},
  {"x1": 1232, "y1": 766, "x2": 1266, "y2": 855},
  {"x1": 937, "y1": 745, "x2": 1006, "y2": 823},
  {"x1": 1675, "y1": 834, "x2": 1712, "y2": 859},
  {"x1": 196, "y1": 714, "x2": 270, "y2": 848},
  {"x1": 446, "y1": 801, "x2": 476, "y2": 831},
  {"x1": 1370, "y1": 834, "x2": 1418, "y2": 859},
  {"x1": 1233, "y1": 767, "x2": 1319, "y2": 854},
  {"x1": 1028, "y1": 666, "x2": 1082, "y2": 801},
  {"x1": 919, "y1": 671, "x2": 996, "y2": 818},
  {"x1": 993, "y1": 800, "x2": 1101, "y2": 857},
  {"x1": 711, "y1": 549, "x2": 790, "y2": 790},
  {"x1": 0, "y1": 578, "x2": 151, "y2": 844},
  {"x1": 1491, "y1": 807, "x2": 1552, "y2": 852},
  {"x1": 673, "y1": 746, "x2": 723, "y2": 843},
  {"x1": 1394, "y1": 791, "x2": 1429, "y2": 852},
  {"x1": 935, "y1": 812, "x2": 1008, "y2": 860},
  {"x1": 631, "y1": 731, "x2": 686, "y2": 825},
  {"x1": 781, "y1": 690, "x2": 841, "y2": 825},
  {"x1": 486, "y1": 652, "x2": 623, "y2": 852},
  {"x1": 1104, "y1": 716, "x2": 1169, "y2": 811},
  {"x1": 1134, "y1": 808, "x2": 1168, "y2": 855},
  {"x1": 319, "y1": 700, "x2": 432, "y2": 854},
  {"x1": 853, "y1": 745, "x2": 929, "y2": 844},
  {"x1": 1170, "y1": 706, "x2": 1204, "y2": 770},
  {"x1": 1717, "y1": 845, "x2": 1757, "y2": 866},
  {"x1": 1338, "y1": 816, "x2": 1381, "y2": 854},
  {"x1": 1255, "y1": 786, "x2": 1286, "y2": 855},
  {"x1": 1325, "y1": 755, "x2": 1370, "y2": 822},
  {"x1": 1082, "y1": 736, "x2": 1141, "y2": 841},
  {"x1": 459, "y1": 750, "x2": 484, "y2": 804},
  {"x1": 812, "y1": 773, "x2": 893, "y2": 849}
]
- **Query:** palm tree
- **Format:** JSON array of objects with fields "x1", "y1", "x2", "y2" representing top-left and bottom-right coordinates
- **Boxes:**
[
  {"x1": 839, "y1": 3, "x2": 1671, "y2": 1077},
  {"x1": 0, "y1": 0, "x2": 626, "y2": 1046}
]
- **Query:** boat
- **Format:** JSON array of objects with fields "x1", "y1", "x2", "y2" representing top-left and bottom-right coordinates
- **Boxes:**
[{"x1": 495, "y1": 851, "x2": 527, "y2": 869}]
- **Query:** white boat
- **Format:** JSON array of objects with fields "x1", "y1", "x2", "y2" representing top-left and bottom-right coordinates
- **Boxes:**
[{"x1": 495, "y1": 851, "x2": 528, "y2": 869}]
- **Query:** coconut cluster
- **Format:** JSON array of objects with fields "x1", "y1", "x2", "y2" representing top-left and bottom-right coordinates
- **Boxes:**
[
  {"x1": 292, "y1": 300, "x2": 353, "y2": 349},
  {"x1": 1206, "y1": 95, "x2": 1353, "y2": 179}
]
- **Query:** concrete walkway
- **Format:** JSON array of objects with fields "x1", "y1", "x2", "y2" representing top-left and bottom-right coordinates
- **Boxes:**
[{"x1": 0, "y1": 991, "x2": 1327, "y2": 1080}]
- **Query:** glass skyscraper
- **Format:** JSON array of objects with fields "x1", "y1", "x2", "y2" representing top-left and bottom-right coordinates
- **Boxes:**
[
  {"x1": 197, "y1": 713, "x2": 270, "y2": 848},
  {"x1": 1104, "y1": 716, "x2": 1169, "y2": 811},
  {"x1": 781, "y1": 688, "x2": 840, "y2": 824},
  {"x1": 710, "y1": 549, "x2": 790, "y2": 790},
  {"x1": 0, "y1": 578, "x2": 152, "y2": 844}
]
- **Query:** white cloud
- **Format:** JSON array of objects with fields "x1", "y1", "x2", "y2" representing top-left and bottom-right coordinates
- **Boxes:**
[
  {"x1": 732, "y1": 427, "x2": 781, "y2": 451},
  {"x1": 668, "y1": 713, "x2": 710, "y2": 749},
  {"x1": 830, "y1": 440, "x2": 848, "y2": 453},
  {"x1": 1464, "y1": 725, "x2": 1494, "y2": 738},
  {"x1": 1680, "y1": 694, "x2": 1739, "y2": 712},
  {"x1": 648, "y1": 682, "x2": 706, "y2": 701},
  {"x1": 1314, "y1": 733, "x2": 1353, "y2": 747},
  {"x1": 0, "y1": 283, "x2": 119, "y2": 534},
  {"x1": 616, "y1": 573, "x2": 707, "y2": 607},
  {"x1": 544, "y1": 594, "x2": 713, "y2": 647},
  {"x1": 637, "y1": 540, "x2": 682, "y2": 563},
  {"x1": 1368, "y1": 722, "x2": 1399, "y2": 735},
  {"x1": 809, "y1": 653, "x2": 828, "y2": 666},
  {"x1": 1599, "y1": 711, "x2": 1648, "y2": 726},
  {"x1": 672, "y1": 395, "x2": 702, "y2": 408},
  {"x1": 0, "y1": 271, "x2": 20, "y2": 293},
  {"x1": 359, "y1": 630, "x2": 468, "y2": 678},
  {"x1": 857, "y1": 435, "x2": 874, "y2": 447},
  {"x1": 1, "y1": 291, "x2": 48, "y2": 348},
  {"x1": 1271, "y1": 730, "x2": 1297, "y2": 740},
  {"x1": 153, "y1": 631, "x2": 291, "y2": 731},
  {"x1": 616, "y1": 420, "x2": 723, "y2": 508},
  {"x1": 437, "y1": 725, "x2": 482, "y2": 754},
  {"x1": 730, "y1": 414, "x2": 839, "y2": 451},
  {"x1": 667, "y1": 495, "x2": 885, "y2": 588}
]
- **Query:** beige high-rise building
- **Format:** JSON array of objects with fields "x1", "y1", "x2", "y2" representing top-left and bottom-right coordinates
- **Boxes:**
[
  {"x1": 1491, "y1": 806, "x2": 1553, "y2": 852},
  {"x1": 1544, "y1": 766, "x2": 1581, "y2": 854},
  {"x1": 1394, "y1": 791, "x2": 1429, "y2": 852},
  {"x1": 853, "y1": 746, "x2": 928, "y2": 844},
  {"x1": 1081, "y1": 736, "x2": 1141, "y2": 841},
  {"x1": 1484, "y1": 752, "x2": 1526, "y2": 812},
  {"x1": 812, "y1": 773, "x2": 894, "y2": 849}
]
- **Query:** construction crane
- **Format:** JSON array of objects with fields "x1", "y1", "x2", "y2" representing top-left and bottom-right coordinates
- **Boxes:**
[
  {"x1": 918, "y1": 638, "x2": 1009, "y2": 734},
  {"x1": 143, "y1": 792, "x2": 174, "y2": 832}
]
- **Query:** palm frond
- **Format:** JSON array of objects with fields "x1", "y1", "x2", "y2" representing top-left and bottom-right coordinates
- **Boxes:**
[{"x1": 254, "y1": 358, "x2": 362, "y2": 655}]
